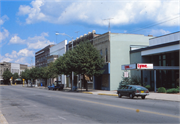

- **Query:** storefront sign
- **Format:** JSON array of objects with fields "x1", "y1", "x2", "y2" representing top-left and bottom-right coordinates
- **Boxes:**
[
  {"x1": 121, "y1": 64, "x2": 136, "y2": 70},
  {"x1": 137, "y1": 63, "x2": 153, "y2": 69},
  {"x1": 124, "y1": 72, "x2": 128, "y2": 77}
]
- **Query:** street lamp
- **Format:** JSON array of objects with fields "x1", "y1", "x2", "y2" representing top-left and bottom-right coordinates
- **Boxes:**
[{"x1": 55, "y1": 33, "x2": 74, "y2": 91}]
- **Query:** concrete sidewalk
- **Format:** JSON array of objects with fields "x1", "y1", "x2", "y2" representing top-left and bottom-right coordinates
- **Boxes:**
[{"x1": 33, "y1": 86, "x2": 180, "y2": 102}]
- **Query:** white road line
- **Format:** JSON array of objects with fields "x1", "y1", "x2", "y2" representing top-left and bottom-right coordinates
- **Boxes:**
[{"x1": 58, "y1": 116, "x2": 66, "y2": 120}]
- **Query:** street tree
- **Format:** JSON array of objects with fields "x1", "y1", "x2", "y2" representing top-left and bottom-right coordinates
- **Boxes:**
[
  {"x1": 21, "y1": 69, "x2": 31, "y2": 86},
  {"x1": 2, "y1": 69, "x2": 12, "y2": 85},
  {"x1": 29, "y1": 67, "x2": 40, "y2": 86},
  {"x1": 12, "y1": 72, "x2": 19, "y2": 84},
  {"x1": 72, "y1": 41, "x2": 105, "y2": 91},
  {"x1": 54, "y1": 50, "x2": 75, "y2": 90},
  {"x1": 39, "y1": 66, "x2": 49, "y2": 87},
  {"x1": 48, "y1": 62, "x2": 58, "y2": 84}
]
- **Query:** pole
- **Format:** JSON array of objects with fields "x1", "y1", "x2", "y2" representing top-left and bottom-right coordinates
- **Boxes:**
[
  {"x1": 154, "y1": 70, "x2": 156, "y2": 92},
  {"x1": 72, "y1": 38, "x2": 74, "y2": 91}
]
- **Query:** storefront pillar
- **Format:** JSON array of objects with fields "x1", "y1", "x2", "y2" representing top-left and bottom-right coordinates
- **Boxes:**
[{"x1": 154, "y1": 70, "x2": 156, "y2": 92}]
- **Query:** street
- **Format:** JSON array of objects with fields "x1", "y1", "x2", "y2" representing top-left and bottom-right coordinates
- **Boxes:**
[{"x1": 0, "y1": 85, "x2": 180, "y2": 124}]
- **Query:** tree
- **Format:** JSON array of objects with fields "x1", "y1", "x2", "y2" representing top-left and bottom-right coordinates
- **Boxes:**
[
  {"x1": 72, "y1": 41, "x2": 105, "y2": 91},
  {"x1": 21, "y1": 69, "x2": 31, "y2": 86},
  {"x1": 54, "y1": 51, "x2": 75, "y2": 90},
  {"x1": 48, "y1": 62, "x2": 58, "y2": 85},
  {"x1": 39, "y1": 66, "x2": 49, "y2": 87},
  {"x1": 12, "y1": 72, "x2": 19, "y2": 84},
  {"x1": 2, "y1": 69, "x2": 12, "y2": 85},
  {"x1": 29, "y1": 67, "x2": 40, "y2": 86}
]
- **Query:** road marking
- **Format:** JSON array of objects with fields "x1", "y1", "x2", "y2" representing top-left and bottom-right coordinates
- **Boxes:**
[
  {"x1": 0, "y1": 111, "x2": 8, "y2": 124},
  {"x1": 60, "y1": 96, "x2": 180, "y2": 119},
  {"x1": 58, "y1": 116, "x2": 66, "y2": 120}
]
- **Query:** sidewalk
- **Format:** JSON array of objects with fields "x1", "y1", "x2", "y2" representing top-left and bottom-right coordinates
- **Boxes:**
[{"x1": 34, "y1": 86, "x2": 180, "y2": 102}]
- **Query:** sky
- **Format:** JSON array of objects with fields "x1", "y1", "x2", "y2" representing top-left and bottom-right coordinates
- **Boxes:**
[{"x1": 0, "y1": 0, "x2": 180, "y2": 66}]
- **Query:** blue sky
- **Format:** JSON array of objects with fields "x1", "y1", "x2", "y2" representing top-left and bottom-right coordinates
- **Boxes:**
[{"x1": 0, "y1": 0, "x2": 179, "y2": 66}]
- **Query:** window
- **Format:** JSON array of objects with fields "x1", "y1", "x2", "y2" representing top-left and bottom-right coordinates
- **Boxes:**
[{"x1": 105, "y1": 48, "x2": 108, "y2": 62}]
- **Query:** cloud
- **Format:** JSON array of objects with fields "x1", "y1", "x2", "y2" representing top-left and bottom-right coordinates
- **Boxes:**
[
  {"x1": 0, "y1": 28, "x2": 9, "y2": 43},
  {"x1": 17, "y1": 48, "x2": 34, "y2": 57},
  {"x1": 0, "y1": 54, "x2": 13, "y2": 62},
  {"x1": 0, "y1": 48, "x2": 35, "y2": 65},
  {"x1": 0, "y1": 15, "x2": 9, "y2": 25},
  {"x1": 8, "y1": 32, "x2": 54, "y2": 49},
  {"x1": 15, "y1": 57, "x2": 26, "y2": 63},
  {"x1": 26, "y1": 32, "x2": 54, "y2": 49},
  {"x1": 5, "y1": 51, "x2": 18, "y2": 58},
  {"x1": 9, "y1": 34, "x2": 26, "y2": 44},
  {"x1": 150, "y1": 29, "x2": 171, "y2": 36},
  {"x1": 17, "y1": 0, "x2": 180, "y2": 26}
]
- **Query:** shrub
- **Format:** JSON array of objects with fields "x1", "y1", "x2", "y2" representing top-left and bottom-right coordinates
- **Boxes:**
[
  {"x1": 158, "y1": 87, "x2": 166, "y2": 93},
  {"x1": 166, "y1": 88, "x2": 179, "y2": 93},
  {"x1": 145, "y1": 85, "x2": 151, "y2": 90}
]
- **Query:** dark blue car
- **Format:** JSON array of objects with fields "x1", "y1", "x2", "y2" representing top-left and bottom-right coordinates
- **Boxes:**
[{"x1": 48, "y1": 81, "x2": 64, "y2": 90}]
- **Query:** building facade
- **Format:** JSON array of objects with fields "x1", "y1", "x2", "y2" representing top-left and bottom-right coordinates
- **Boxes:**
[
  {"x1": 93, "y1": 32, "x2": 153, "y2": 90},
  {"x1": 0, "y1": 62, "x2": 27, "y2": 84},
  {"x1": 35, "y1": 44, "x2": 55, "y2": 67},
  {"x1": 129, "y1": 31, "x2": 179, "y2": 90},
  {"x1": 47, "y1": 40, "x2": 67, "y2": 87}
]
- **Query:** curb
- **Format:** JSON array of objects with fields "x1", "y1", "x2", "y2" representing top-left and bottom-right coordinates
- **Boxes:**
[
  {"x1": 82, "y1": 92, "x2": 93, "y2": 94},
  {"x1": 98, "y1": 93, "x2": 118, "y2": 96},
  {"x1": 0, "y1": 111, "x2": 8, "y2": 124}
]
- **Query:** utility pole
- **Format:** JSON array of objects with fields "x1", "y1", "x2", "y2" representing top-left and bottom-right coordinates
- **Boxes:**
[
  {"x1": 75, "y1": 31, "x2": 79, "y2": 38},
  {"x1": 104, "y1": 18, "x2": 114, "y2": 32}
]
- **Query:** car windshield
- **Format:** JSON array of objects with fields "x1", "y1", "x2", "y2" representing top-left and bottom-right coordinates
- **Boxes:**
[{"x1": 134, "y1": 86, "x2": 147, "y2": 90}]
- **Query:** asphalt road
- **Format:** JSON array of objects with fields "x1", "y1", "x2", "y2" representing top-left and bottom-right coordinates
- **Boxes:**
[{"x1": 0, "y1": 85, "x2": 180, "y2": 124}]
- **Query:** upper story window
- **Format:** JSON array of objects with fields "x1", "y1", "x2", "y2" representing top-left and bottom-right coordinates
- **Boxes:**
[{"x1": 105, "y1": 48, "x2": 108, "y2": 62}]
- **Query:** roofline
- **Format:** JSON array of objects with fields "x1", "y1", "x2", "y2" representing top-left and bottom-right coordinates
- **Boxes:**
[
  {"x1": 130, "y1": 40, "x2": 179, "y2": 53},
  {"x1": 35, "y1": 44, "x2": 55, "y2": 54},
  {"x1": 149, "y1": 31, "x2": 180, "y2": 40}
]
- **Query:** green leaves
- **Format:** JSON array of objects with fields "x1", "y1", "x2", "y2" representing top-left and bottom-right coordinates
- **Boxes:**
[{"x1": 2, "y1": 69, "x2": 12, "y2": 84}]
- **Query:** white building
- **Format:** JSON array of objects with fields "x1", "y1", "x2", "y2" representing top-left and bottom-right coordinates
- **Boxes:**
[{"x1": 47, "y1": 40, "x2": 67, "y2": 87}]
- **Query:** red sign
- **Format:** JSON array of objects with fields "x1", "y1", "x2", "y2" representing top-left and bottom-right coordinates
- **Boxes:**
[
  {"x1": 121, "y1": 64, "x2": 136, "y2": 70},
  {"x1": 137, "y1": 64, "x2": 153, "y2": 69}
]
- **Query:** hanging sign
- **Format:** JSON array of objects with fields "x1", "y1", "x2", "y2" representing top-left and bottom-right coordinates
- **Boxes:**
[
  {"x1": 121, "y1": 64, "x2": 136, "y2": 70},
  {"x1": 137, "y1": 63, "x2": 153, "y2": 69}
]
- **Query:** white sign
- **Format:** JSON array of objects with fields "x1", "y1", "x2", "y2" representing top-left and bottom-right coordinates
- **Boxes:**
[
  {"x1": 137, "y1": 63, "x2": 153, "y2": 69},
  {"x1": 124, "y1": 72, "x2": 128, "y2": 77},
  {"x1": 121, "y1": 64, "x2": 136, "y2": 70}
]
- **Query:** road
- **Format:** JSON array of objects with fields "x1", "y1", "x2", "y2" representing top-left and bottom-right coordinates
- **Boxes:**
[{"x1": 0, "y1": 85, "x2": 179, "y2": 124}]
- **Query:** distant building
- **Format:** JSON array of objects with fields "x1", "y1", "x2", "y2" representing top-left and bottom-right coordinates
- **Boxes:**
[
  {"x1": 35, "y1": 44, "x2": 55, "y2": 67},
  {"x1": 0, "y1": 62, "x2": 27, "y2": 84}
]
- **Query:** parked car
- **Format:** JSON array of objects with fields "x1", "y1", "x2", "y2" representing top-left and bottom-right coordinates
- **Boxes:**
[
  {"x1": 117, "y1": 85, "x2": 149, "y2": 99},
  {"x1": 48, "y1": 81, "x2": 64, "y2": 90}
]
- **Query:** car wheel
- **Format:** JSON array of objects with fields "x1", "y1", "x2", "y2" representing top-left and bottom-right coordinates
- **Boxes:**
[
  {"x1": 118, "y1": 93, "x2": 122, "y2": 98},
  {"x1": 48, "y1": 88, "x2": 50, "y2": 90},
  {"x1": 129, "y1": 93, "x2": 134, "y2": 99},
  {"x1": 141, "y1": 96, "x2": 146, "y2": 99}
]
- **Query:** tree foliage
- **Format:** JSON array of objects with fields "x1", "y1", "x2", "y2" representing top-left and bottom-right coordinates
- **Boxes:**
[
  {"x1": 13, "y1": 73, "x2": 19, "y2": 80},
  {"x1": 73, "y1": 41, "x2": 105, "y2": 77},
  {"x1": 2, "y1": 69, "x2": 12, "y2": 85},
  {"x1": 21, "y1": 69, "x2": 31, "y2": 85}
]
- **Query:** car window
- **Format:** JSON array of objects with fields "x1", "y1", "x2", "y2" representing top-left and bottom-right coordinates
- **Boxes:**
[
  {"x1": 125, "y1": 86, "x2": 129, "y2": 89},
  {"x1": 129, "y1": 87, "x2": 132, "y2": 89},
  {"x1": 134, "y1": 86, "x2": 147, "y2": 90}
]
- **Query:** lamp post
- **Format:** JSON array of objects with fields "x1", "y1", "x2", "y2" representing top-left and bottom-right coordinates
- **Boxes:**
[{"x1": 55, "y1": 33, "x2": 74, "y2": 91}]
